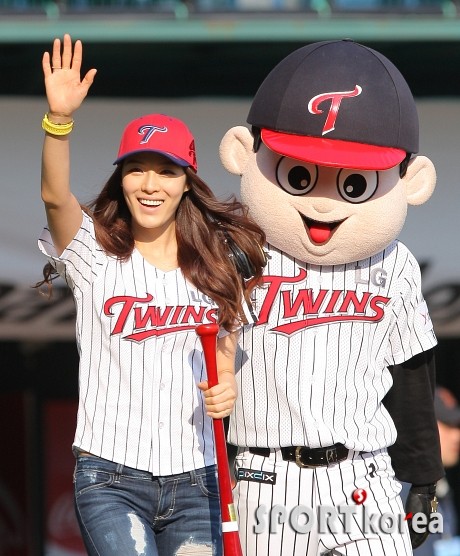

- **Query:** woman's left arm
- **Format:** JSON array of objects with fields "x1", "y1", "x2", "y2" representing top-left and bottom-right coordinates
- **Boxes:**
[{"x1": 198, "y1": 331, "x2": 238, "y2": 419}]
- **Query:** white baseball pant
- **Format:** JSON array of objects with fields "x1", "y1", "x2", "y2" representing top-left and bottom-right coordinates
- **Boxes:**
[{"x1": 233, "y1": 448, "x2": 413, "y2": 556}]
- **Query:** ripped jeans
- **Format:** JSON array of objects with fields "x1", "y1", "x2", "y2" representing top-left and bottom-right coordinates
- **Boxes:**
[{"x1": 73, "y1": 453, "x2": 222, "y2": 555}]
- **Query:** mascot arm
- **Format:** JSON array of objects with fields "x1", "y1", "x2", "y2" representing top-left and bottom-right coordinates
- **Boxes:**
[
  {"x1": 383, "y1": 348, "x2": 443, "y2": 549},
  {"x1": 383, "y1": 348, "x2": 444, "y2": 484}
]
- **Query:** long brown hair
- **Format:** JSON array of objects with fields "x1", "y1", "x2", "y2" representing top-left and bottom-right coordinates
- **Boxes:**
[{"x1": 36, "y1": 165, "x2": 266, "y2": 331}]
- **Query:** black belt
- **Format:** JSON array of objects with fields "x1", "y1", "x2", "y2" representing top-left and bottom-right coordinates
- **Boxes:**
[{"x1": 249, "y1": 443, "x2": 350, "y2": 468}]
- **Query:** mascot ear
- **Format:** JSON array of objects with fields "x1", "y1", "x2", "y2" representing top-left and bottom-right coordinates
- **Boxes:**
[
  {"x1": 404, "y1": 155, "x2": 437, "y2": 206},
  {"x1": 219, "y1": 126, "x2": 253, "y2": 176}
]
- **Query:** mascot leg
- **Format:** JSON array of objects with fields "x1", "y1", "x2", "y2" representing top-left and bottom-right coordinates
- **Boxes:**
[{"x1": 234, "y1": 449, "x2": 413, "y2": 556}]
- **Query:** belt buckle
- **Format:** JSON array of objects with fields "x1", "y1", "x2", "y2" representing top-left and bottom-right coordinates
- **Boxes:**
[
  {"x1": 325, "y1": 447, "x2": 338, "y2": 464},
  {"x1": 295, "y1": 446, "x2": 339, "y2": 468},
  {"x1": 295, "y1": 446, "x2": 318, "y2": 468}
]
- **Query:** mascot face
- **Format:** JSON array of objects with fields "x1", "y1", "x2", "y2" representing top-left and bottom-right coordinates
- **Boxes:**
[
  {"x1": 220, "y1": 40, "x2": 436, "y2": 266},
  {"x1": 243, "y1": 143, "x2": 407, "y2": 265},
  {"x1": 221, "y1": 130, "x2": 435, "y2": 266}
]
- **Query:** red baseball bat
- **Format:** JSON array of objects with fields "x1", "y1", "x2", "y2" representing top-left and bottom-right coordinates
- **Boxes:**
[{"x1": 196, "y1": 323, "x2": 243, "y2": 556}]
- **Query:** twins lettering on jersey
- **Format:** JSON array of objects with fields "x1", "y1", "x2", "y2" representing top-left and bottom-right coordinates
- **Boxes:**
[
  {"x1": 254, "y1": 267, "x2": 391, "y2": 336},
  {"x1": 104, "y1": 292, "x2": 217, "y2": 342},
  {"x1": 103, "y1": 265, "x2": 391, "y2": 341}
]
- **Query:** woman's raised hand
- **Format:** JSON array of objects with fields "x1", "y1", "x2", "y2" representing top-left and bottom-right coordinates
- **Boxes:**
[{"x1": 42, "y1": 33, "x2": 97, "y2": 118}]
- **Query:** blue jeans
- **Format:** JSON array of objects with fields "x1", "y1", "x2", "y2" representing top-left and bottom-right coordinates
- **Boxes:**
[{"x1": 73, "y1": 453, "x2": 222, "y2": 555}]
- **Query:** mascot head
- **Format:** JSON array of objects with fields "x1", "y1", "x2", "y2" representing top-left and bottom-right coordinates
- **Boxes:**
[{"x1": 220, "y1": 39, "x2": 436, "y2": 266}]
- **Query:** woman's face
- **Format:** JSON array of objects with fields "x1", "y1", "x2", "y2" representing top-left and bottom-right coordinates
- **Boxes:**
[{"x1": 121, "y1": 152, "x2": 189, "y2": 240}]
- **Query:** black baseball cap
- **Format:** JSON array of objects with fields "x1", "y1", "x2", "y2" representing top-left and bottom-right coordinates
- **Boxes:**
[
  {"x1": 435, "y1": 387, "x2": 460, "y2": 427},
  {"x1": 247, "y1": 39, "x2": 419, "y2": 171}
]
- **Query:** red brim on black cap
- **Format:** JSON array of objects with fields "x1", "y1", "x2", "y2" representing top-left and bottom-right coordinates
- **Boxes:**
[{"x1": 261, "y1": 129, "x2": 407, "y2": 171}]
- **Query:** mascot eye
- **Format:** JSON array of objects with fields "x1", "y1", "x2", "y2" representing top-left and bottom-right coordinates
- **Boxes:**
[
  {"x1": 337, "y1": 170, "x2": 378, "y2": 204},
  {"x1": 276, "y1": 157, "x2": 318, "y2": 196}
]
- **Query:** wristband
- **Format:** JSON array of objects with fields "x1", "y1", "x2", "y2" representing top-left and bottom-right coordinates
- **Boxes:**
[{"x1": 41, "y1": 113, "x2": 74, "y2": 136}]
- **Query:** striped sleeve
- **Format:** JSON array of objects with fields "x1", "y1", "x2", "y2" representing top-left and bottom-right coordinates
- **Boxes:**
[
  {"x1": 386, "y1": 249, "x2": 437, "y2": 365},
  {"x1": 37, "y1": 211, "x2": 102, "y2": 292}
]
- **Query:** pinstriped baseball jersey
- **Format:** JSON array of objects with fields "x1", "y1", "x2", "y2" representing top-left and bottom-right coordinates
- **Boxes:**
[
  {"x1": 228, "y1": 242, "x2": 437, "y2": 452},
  {"x1": 38, "y1": 211, "x2": 247, "y2": 476}
]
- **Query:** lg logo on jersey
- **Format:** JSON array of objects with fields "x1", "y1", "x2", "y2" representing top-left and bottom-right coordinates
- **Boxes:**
[{"x1": 355, "y1": 265, "x2": 387, "y2": 288}]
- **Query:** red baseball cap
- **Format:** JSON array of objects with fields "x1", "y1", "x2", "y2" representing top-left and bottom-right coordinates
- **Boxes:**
[{"x1": 114, "y1": 113, "x2": 197, "y2": 172}]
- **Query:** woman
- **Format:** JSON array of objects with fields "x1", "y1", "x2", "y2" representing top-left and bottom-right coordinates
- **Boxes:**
[{"x1": 37, "y1": 34, "x2": 266, "y2": 555}]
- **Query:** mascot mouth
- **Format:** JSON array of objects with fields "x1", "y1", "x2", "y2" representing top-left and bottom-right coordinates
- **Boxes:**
[{"x1": 300, "y1": 214, "x2": 345, "y2": 244}]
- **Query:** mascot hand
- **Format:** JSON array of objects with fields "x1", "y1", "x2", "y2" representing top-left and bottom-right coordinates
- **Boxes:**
[{"x1": 405, "y1": 483, "x2": 438, "y2": 548}]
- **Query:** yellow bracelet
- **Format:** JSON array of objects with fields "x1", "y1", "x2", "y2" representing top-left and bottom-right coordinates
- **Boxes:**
[{"x1": 41, "y1": 113, "x2": 74, "y2": 136}]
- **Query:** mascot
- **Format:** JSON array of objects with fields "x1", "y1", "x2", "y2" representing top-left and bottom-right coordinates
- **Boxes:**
[{"x1": 220, "y1": 39, "x2": 443, "y2": 556}]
